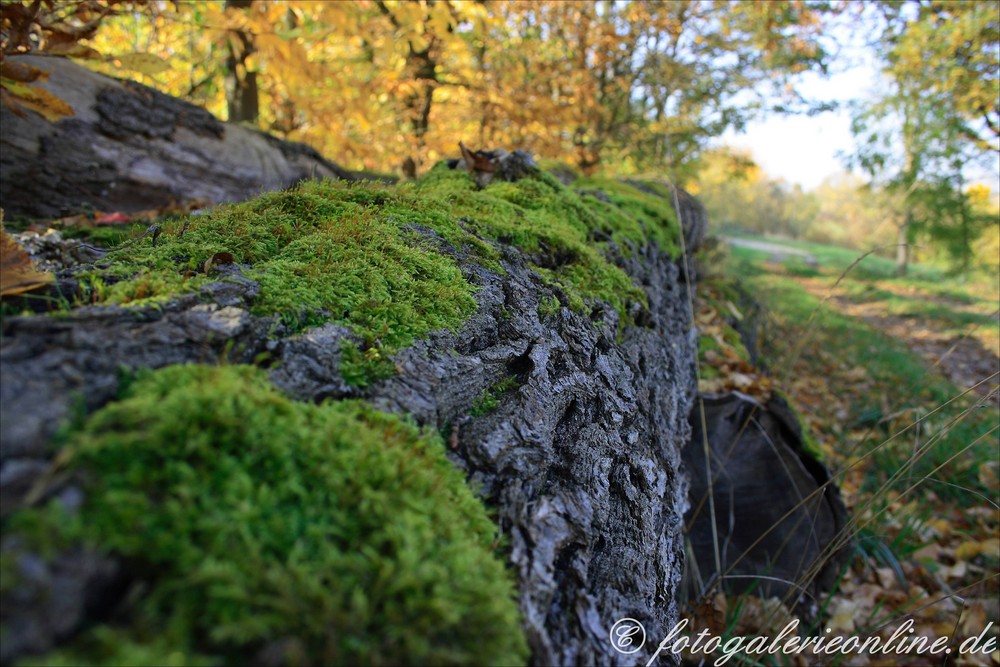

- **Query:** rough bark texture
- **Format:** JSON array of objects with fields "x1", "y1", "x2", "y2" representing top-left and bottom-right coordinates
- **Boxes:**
[
  {"x1": 0, "y1": 55, "x2": 382, "y2": 220},
  {"x1": 1, "y1": 210, "x2": 698, "y2": 667}
]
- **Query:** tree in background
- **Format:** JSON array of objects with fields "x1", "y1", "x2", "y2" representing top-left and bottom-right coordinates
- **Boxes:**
[
  {"x1": 691, "y1": 148, "x2": 820, "y2": 239},
  {"x1": 848, "y1": 0, "x2": 998, "y2": 276},
  {"x1": 223, "y1": 0, "x2": 258, "y2": 124},
  {"x1": 1, "y1": 0, "x2": 833, "y2": 177},
  {"x1": 881, "y1": 0, "x2": 999, "y2": 154}
]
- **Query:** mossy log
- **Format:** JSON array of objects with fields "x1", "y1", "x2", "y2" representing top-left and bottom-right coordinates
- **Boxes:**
[{"x1": 1, "y1": 156, "x2": 699, "y2": 665}]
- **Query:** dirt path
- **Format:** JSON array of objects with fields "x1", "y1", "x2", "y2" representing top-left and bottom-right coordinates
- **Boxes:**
[
  {"x1": 722, "y1": 236, "x2": 818, "y2": 263},
  {"x1": 793, "y1": 275, "x2": 1000, "y2": 407}
]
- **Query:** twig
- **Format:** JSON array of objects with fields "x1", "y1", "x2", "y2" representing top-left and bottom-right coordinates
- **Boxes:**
[{"x1": 75, "y1": 223, "x2": 162, "y2": 255}]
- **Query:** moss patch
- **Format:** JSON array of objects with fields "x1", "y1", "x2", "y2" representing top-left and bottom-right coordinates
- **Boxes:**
[
  {"x1": 69, "y1": 168, "x2": 678, "y2": 383},
  {"x1": 78, "y1": 182, "x2": 478, "y2": 384},
  {"x1": 408, "y1": 166, "x2": 677, "y2": 323},
  {"x1": 574, "y1": 176, "x2": 680, "y2": 256},
  {"x1": 469, "y1": 375, "x2": 521, "y2": 417},
  {"x1": 8, "y1": 364, "x2": 527, "y2": 666}
]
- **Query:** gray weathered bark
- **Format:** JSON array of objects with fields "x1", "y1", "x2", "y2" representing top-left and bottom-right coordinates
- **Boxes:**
[{"x1": 0, "y1": 55, "x2": 380, "y2": 220}]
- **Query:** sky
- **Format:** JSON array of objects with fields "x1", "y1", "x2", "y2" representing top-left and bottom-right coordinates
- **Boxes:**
[
  {"x1": 715, "y1": 21, "x2": 1000, "y2": 194},
  {"x1": 718, "y1": 64, "x2": 877, "y2": 191}
]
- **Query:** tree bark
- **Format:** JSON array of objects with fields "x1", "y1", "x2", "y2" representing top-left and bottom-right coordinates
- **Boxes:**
[
  {"x1": 0, "y1": 55, "x2": 382, "y2": 220},
  {"x1": 224, "y1": 0, "x2": 259, "y2": 125},
  {"x1": 896, "y1": 215, "x2": 910, "y2": 276}
]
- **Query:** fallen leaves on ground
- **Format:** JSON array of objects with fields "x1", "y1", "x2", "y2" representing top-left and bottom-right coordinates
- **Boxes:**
[{"x1": 1, "y1": 224, "x2": 53, "y2": 297}]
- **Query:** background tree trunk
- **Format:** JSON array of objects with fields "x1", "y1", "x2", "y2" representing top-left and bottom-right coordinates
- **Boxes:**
[
  {"x1": 224, "y1": 0, "x2": 259, "y2": 125},
  {"x1": 896, "y1": 215, "x2": 910, "y2": 276}
]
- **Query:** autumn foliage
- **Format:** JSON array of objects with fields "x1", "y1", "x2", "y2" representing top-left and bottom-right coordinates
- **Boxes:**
[{"x1": 1, "y1": 0, "x2": 830, "y2": 176}]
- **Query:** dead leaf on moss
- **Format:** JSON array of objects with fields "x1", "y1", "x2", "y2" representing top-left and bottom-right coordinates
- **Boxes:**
[
  {"x1": 0, "y1": 59, "x2": 48, "y2": 83},
  {"x1": 1, "y1": 228, "x2": 53, "y2": 297},
  {"x1": 203, "y1": 252, "x2": 235, "y2": 274}
]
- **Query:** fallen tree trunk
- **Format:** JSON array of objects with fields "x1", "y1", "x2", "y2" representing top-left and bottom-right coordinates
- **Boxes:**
[
  {"x1": 1, "y1": 161, "x2": 700, "y2": 666},
  {"x1": 0, "y1": 55, "x2": 382, "y2": 220}
]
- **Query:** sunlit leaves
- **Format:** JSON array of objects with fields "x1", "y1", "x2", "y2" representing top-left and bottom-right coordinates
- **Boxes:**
[
  {"x1": 884, "y1": 0, "x2": 999, "y2": 153},
  {"x1": 60, "y1": 1, "x2": 833, "y2": 176}
]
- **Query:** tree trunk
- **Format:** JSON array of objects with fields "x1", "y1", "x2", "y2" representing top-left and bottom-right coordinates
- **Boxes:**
[
  {"x1": 224, "y1": 0, "x2": 259, "y2": 125},
  {"x1": 1, "y1": 175, "x2": 704, "y2": 667},
  {"x1": 374, "y1": 0, "x2": 439, "y2": 175},
  {"x1": 896, "y1": 215, "x2": 910, "y2": 276}
]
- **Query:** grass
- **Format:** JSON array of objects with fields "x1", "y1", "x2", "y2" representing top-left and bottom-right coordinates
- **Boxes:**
[
  {"x1": 731, "y1": 255, "x2": 997, "y2": 506},
  {"x1": 681, "y1": 236, "x2": 998, "y2": 666},
  {"x1": 725, "y1": 240, "x2": 999, "y2": 353}
]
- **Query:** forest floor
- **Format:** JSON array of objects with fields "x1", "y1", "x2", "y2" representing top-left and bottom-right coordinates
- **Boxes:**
[
  {"x1": 682, "y1": 236, "x2": 999, "y2": 667},
  {"x1": 791, "y1": 275, "x2": 998, "y2": 407}
]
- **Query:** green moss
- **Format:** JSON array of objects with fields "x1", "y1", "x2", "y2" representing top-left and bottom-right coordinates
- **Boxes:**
[
  {"x1": 537, "y1": 294, "x2": 561, "y2": 320},
  {"x1": 771, "y1": 389, "x2": 825, "y2": 462},
  {"x1": 469, "y1": 375, "x2": 521, "y2": 417},
  {"x1": 68, "y1": 167, "x2": 680, "y2": 381},
  {"x1": 719, "y1": 323, "x2": 751, "y2": 361},
  {"x1": 72, "y1": 181, "x2": 479, "y2": 385},
  {"x1": 19, "y1": 629, "x2": 216, "y2": 667},
  {"x1": 61, "y1": 222, "x2": 142, "y2": 248},
  {"x1": 698, "y1": 334, "x2": 721, "y2": 356},
  {"x1": 574, "y1": 176, "x2": 680, "y2": 257},
  {"x1": 410, "y1": 166, "x2": 674, "y2": 325},
  {"x1": 699, "y1": 365, "x2": 722, "y2": 379},
  {"x1": 9, "y1": 364, "x2": 527, "y2": 666}
]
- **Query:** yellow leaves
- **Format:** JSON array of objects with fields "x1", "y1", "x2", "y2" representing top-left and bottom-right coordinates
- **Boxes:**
[
  {"x1": 696, "y1": 290, "x2": 774, "y2": 400},
  {"x1": 109, "y1": 52, "x2": 171, "y2": 77},
  {"x1": 0, "y1": 58, "x2": 75, "y2": 122},
  {"x1": 956, "y1": 538, "x2": 1000, "y2": 561},
  {"x1": 0, "y1": 224, "x2": 53, "y2": 298},
  {"x1": 826, "y1": 596, "x2": 858, "y2": 633},
  {"x1": 0, "y1": 76, "x2": 74, "y2": 122},
  {"x1": 255, "y1": 33, "x2": 294, "y2": 66}
]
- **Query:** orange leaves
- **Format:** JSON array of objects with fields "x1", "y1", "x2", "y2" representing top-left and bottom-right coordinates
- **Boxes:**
[
  {"x1": 0, "y1": 58, "x2": 74, "y2": 122},
  {"x1": 0, "y1": 76, "x2": 74, "y2": 122},
  {"x1": 696, "y1": 291, "x2": 773, "y2": 400},
  {"x1": 1, "y1": 224, "x2": 52, "y2": 298}
]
